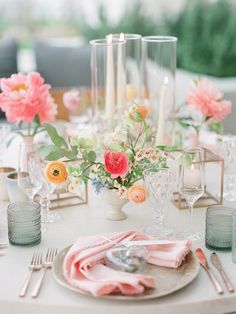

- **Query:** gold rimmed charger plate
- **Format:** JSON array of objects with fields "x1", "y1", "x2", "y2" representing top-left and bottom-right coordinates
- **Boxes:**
[{"x1": 52, "y1": 246, "x2": 200, "y2": 300}]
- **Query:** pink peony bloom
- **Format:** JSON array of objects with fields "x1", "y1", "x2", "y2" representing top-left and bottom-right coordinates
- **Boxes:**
[
  {"x1": 186, "y1": 79, "x2": 232, "y2": 121},
  {"x1": 63, "y1": 89, "x2": 80, "y2": 111},
  {"x1": 0, "y1": 72, "x2": 57, "y2": 124},
  {"x1": 104, "y1": 150, "x2": 129, "y2": 178}
]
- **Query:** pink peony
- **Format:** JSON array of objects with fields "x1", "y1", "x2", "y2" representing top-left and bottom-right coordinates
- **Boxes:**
[
  {"x1": 104, "y1": 150, "x2": 129, "y2": 178},
  {"x1": 186, "y1": 79, "x2": 232, "y2": 121},
  {"x1": 0, "y1": 72, "x2": 57, "y2": 124},
  {"x1": 63, "y1": 89, "x2": 80, "y2": 111}
]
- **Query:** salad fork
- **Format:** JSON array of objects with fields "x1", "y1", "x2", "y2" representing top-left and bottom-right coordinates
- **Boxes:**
[
  {"x1": 32, "y1": 248, "x2": 57, "y2": 298},
  {"x1": 19, "y1": 252, "x2": 42, "y2": 297}
]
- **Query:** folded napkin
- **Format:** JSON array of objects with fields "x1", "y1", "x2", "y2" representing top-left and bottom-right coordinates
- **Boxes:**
[{"x1": 63, "y1": 231, "x2": 191, "y2": 296}]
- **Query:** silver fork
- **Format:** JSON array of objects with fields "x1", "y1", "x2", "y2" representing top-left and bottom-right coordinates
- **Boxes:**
[
  {"x1": 31, "y1": 248, "x2": 57, "y2": 298},
  {"x1": 19, "y1": 252, "x2": 42, "y2": 297}
]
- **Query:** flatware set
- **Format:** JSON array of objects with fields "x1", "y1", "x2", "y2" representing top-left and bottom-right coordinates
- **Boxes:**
[
  {"x1": 18, "y1": 248, "x2": 57, "y2": 298},
  {"x1": 196, "y1": 248, "x2": 234, "y2": 295}
]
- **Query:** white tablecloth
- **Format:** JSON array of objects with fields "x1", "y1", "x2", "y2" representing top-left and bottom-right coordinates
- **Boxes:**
[{"x1": 0, "y1": 190, "x2": 236, "y2": 314}]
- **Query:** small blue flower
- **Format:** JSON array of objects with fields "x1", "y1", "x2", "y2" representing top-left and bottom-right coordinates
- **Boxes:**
[{"x1": 91, "y1": 176, "x2": 107, "y2": 194}]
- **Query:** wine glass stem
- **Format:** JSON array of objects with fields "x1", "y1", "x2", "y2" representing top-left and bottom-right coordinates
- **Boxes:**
[
  {"x1": 29, "y1": 195, "x2": 34, "y2": 202},
  {"x1": 40, "y1": 197, "x2": 50, "y2": 223},
  {"x1": 155, "y1": 206, "x2": 164, "y2": 230},
  {"x1": 188, "y1": 203, "x2": 193, "y2": 233}
]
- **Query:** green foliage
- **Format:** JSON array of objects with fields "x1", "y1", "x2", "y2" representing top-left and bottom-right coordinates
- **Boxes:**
[
  {"x1": 77, "y1": 2, "x2": 157, "y2": 41},
  {"x1": 162, "y1": 0, "x2": 236, "y2": 77},
  {"x1": 44, "y1": 124, "x2": 68, "y2": 149},
  {"x1": 78, "y1": 0, "x2": 236, "y2": 77},
  {"x1": 37, "y1": 124, "x2": 77, "y2": 161}
]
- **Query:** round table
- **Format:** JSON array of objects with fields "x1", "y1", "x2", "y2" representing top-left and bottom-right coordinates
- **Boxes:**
[{"x1": 0, "y1": 191, "x2": 236, "y2": 314}]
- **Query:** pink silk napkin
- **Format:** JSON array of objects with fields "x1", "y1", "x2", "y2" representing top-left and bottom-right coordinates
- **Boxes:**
[{"x1": 63, "y1": 231, "x2": 191, "y2": 296}]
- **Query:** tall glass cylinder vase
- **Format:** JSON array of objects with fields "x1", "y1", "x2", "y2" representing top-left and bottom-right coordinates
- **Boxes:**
[
  {"x1": 112, "y1": 34, "x2": 141, "y2": 106},
  {"x1": 90, "y1": 37, "x2": 126, "y2": 131},
  {"x1": 141, "y1": 36, "x2": 177, "y2": 146}
]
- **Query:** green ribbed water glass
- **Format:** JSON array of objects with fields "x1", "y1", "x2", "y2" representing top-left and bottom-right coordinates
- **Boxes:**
[
  {"x1": 205, "y1": 205, "x2": 233, "y2": 251},
  {"x1": 232, "y1": 211, "x2": 236, "y2": 263},
  {"x1": 7, "y1": 201, "x2": 41, "y2": 246}
]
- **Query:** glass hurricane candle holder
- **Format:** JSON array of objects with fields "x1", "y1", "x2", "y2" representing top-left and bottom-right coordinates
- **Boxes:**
[
  {"x1": 141, "y1": 36, "x2": 177, "y2": 146},
  {"x1": 112, "y1": 34, "x2": 141, "y2": 106},
  {"x1": 90, "y1": 37, "x2": 126, "y2": 131}
]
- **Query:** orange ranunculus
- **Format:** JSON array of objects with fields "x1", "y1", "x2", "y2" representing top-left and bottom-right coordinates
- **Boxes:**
[
  {"x1": 45, "y1": 161, "x2": 68, "y2": 185},
  {"x1": 128, "y1": 184, "x2": 147, "y2": 203},
  {"x1": 135, "y1": 105, "x2": 149, "y2": 119},
  {"x1": 129, "y1": 104, "x2": 149, "y2": 121}
]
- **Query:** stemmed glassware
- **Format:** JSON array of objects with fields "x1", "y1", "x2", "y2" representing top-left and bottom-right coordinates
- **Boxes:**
[
  {"x1": 28, "y1": 154, "x2": 61, "y2": 224},
  {"x1": 18, "y1": 145, "x2": 42, "y2": 202},
  {"x1": 0, "y1": 123, "x2": 11, "y2": 163},
  {"x1": 178, "y1": 148, "x2": 204, "y2": 240},
  {"x1": 220, "y1": 136, "x2": 236, "y2": 201},
  {"x1": 143, "y1": 167, "x2": 176, "y2": 237}
]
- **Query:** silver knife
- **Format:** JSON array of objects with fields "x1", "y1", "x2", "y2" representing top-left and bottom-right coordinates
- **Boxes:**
[{"x1": 210, "y1": 252, "x2": 234, "y2": 293}]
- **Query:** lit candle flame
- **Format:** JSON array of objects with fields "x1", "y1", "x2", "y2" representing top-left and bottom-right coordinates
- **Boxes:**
[
  {"x1": 107, "y1": 34, "x2": 112, "y2": 43},
  {"x1": 120, "y1": 32, "x2": 125, "y2": 41}
]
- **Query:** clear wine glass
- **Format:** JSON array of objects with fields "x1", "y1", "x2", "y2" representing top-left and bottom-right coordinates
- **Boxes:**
[
  {"x1": 0, "y1": 123, "x2": 11, "y2": 163},
  {"x1": 18, "y1": 147, "x2": 42, "y2": 202},
  {"x1": 143, "y1": 167, "x2": 175, "y2": 237},
  {"x1": 178, "y1": 148, "x2": 204, "y2": 240},
  {"x1": 220, "y1": 136, "x2": 236, "y2": 201},
  {"x1": 28, "y1": 154, "x2": 61, "y2": 224}
]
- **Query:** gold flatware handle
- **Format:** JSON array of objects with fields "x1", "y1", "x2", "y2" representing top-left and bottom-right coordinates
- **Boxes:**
[
  {"x1": 31, "y1": 268, "x2": 47, "y2": 298},
  {"x1": 220, "y1": 270, "x2": 234, "y2": 293},
  {"x1": 206, "y1": 267, "x2": 224, "y2": 295}
]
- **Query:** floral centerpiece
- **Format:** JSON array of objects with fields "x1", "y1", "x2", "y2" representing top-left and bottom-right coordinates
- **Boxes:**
[
  {"x1": 0, "y1": 72, "x2": 57, "y2": 137},
  {"x1": 39, "y1": 104, "x2": 177, "y2": 220},
  {"x1": 176, "y1": 78, "x2": 232, "y2": 145}
]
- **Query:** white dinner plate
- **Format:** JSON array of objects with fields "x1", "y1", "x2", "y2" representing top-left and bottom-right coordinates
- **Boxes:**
[{"x1": 52, "y1": 246, "x2": 200, "y2": 300}]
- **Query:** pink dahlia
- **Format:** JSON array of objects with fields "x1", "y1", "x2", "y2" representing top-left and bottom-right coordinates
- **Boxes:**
[
  {"x1": 0, "y1": 72, "x2": 57, "y2": 124},
  {"x1": 186, "y1": 79, "x2": 231, "y2": 121}
]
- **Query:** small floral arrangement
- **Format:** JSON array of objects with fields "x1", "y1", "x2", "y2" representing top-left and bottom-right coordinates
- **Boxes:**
[
  {"x1": 39, "y1": 104, "x2": 177, "y2": 203},
  {"x1": 0, "y1": 72, "x2": 57, "y2": 136},
  {"x1": 177, "y1": 78, "x2": 232, "y2": 137}
]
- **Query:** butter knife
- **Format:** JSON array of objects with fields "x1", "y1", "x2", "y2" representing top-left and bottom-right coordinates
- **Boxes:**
[
  {"x1": 195, "y1": 248, "x2": 224, "y2": 295},
  {"x1": 210, "y1": 252, "x2": 234, "y2": 293}
]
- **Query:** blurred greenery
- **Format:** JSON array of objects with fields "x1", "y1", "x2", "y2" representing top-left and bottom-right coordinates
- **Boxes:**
[
  {"x1": 77, "y1": 0, "x2": 236, "y2": 77},
  {"x1": 162, "y1": 0, "x2": 236, "y2": 77},
  {"x1": 75, "y1": 2, "x2": 157, "y2": 40}
]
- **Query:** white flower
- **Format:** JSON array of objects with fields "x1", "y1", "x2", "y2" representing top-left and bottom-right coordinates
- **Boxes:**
[
  {"x1": 116, "y1": 186, "x2": 128, "y2": 199},
  {"x1": 71, "y1": 129, "x2": 97, "y2": 150},
  {"x1": 135, "y1": 149, "x2": 145, "y2": 161},
  {"x1": 144, "y1": 147, "x2": 156, "y2": 158}
]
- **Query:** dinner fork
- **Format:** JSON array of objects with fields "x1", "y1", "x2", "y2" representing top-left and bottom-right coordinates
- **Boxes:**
[
  {"x1": 31, "y1": 248, "x2": 57, "y2": 298},
  {"x1": 19, "y1": 252, "x2": 42, "y2": 297}
]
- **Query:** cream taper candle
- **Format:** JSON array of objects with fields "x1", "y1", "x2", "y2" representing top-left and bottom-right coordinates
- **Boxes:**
[
  {"x1": 105, "y1": 34, "x2": 115, "y2": 122},
  {"x1": 156, "y1": 77, "x2": 168, "y2": 145},
  {"x1": 117, "y1": 33, "x2": 125, "y2": 116}
]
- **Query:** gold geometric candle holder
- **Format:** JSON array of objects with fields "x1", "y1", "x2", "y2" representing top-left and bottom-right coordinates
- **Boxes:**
[{"x1": 172, "y1": 148, "x2": 224, "y2": 209}]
